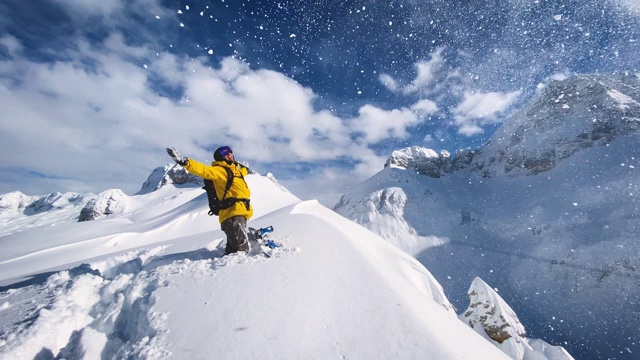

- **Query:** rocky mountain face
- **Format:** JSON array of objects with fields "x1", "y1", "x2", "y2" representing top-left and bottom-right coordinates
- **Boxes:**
[
  {"x1": 383, "y1": 73, "x2": 640, "y2": 179},
  {"x1": 471, "y1": 73, "x2": 640, "y2": 177},
  {"x1": 333, "y1": 73, "x2": 640, "y2": 360},
  {"x1": 77, "y1": 189, "x2": 129, "y2": 222},
  {"x1": 461, "y1": 277, "x2": 573, "y2": 360},
  {"x1": 384, "y1": 146, "x2": 474, "y2": 178},
  {"x1": 137, "y1": 164, "x2": 202, "y2": 195}
]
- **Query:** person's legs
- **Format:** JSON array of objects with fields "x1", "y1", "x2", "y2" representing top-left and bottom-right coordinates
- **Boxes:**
[{"x1": 221, "y1": 216, "x2": 249, "y2": 255}]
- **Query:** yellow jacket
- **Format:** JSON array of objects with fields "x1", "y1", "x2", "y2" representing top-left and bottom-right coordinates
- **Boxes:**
[{"x1": 184, "y1": 159, "x2": 253, "y2": 224}]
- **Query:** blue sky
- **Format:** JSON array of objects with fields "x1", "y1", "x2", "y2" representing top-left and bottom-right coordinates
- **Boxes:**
[{"x1": 0, "y1": 0, "x2": 639, "y2": 204}]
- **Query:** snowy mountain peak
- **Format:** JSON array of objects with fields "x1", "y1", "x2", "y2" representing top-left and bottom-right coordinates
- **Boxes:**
[
  {"x1": 0, "y1": 191, "x2": 30, "y2": 213},
  {"x1": 385, "y1": 146, "x2": 442, "y2": 168},
  {"x1": 460, "y1": 277, "x2": 573, "y2": 360},
  {"x1": 78, "y1": 189, "x2": 129, "y2": 222},
  {"x1": 385, "y1": 146, "x2": 452, "y2": 178},
  {"x1": 472, "y1": 73, "x2": 640, "y2": 177},
  {"x1": 462, "y1": 277, "x2": 526, "y2": 342},
  {"x1": 136, "y1": 164, "x2": 201, "y2": 195}
]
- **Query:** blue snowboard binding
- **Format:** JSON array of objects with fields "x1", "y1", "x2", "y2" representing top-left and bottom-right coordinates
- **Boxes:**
[{"x1": 249, "y1": 226, "x2": 279, "y2": 251}]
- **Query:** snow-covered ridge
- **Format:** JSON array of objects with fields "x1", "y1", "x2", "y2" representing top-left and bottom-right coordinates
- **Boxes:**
[
  {"x1": 1, "y1": 173, "x2": 531, "y2": 359},
  {"x1": 265, "y1": 172, "x2": 292, "y2": 194},
  {"x1": 76, "y1": 165, "x2": 286, "y2": 222}
]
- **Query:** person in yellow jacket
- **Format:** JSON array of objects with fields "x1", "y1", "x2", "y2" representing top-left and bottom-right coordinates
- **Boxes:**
[{"x1": 166, "y1": 146, "x2": 253, "y2": 255}]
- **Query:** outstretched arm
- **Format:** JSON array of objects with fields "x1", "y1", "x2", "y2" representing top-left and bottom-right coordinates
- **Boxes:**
[{"x1": 166, "y1": 147, "x2": 227, "y2": 180}]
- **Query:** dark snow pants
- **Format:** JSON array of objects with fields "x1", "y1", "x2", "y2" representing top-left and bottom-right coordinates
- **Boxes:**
[{"x1": 221, "y1": 216, "x2": 250, "y2": 255}]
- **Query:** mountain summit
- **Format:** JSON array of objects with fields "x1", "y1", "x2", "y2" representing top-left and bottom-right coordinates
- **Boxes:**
[
  {"x1": 472, "y1": 73, "x2": 640, "y2": 177},
  {"x1": 334, "y1": 73, "x2": 640, "y2": 360}
]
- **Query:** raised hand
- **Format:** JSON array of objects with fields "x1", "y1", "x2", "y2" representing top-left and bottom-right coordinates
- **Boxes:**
[{"x1": 166, "y1": 147, "x2": 188, "y2": 166}]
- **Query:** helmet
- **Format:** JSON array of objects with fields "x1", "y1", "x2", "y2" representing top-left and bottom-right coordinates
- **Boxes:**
[{"x1": 213, "y1": 146, "x2": 233, "y2": 161}]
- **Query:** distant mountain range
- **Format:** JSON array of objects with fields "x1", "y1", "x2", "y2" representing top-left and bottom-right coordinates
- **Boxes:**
[
  {"x1": 0, "y1": 164, "x2": 201, "y2": 233},
  {"x1": 334, "y1": 73, "x2": 640, "y2": 360}
]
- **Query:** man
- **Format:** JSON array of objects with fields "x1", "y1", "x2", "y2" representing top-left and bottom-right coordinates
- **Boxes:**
[{"x1": 166, "y1": 146, "x2": 253, "y2": 255}]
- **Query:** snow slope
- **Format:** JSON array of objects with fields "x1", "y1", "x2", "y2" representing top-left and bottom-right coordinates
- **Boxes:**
[{"x1": 0, "y1": 172, "x2": 515, "y2": 359}]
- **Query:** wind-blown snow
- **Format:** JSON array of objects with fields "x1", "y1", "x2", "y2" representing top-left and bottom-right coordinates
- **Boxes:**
[{"x1": 0, "y1": 173, "x2": 513, "y2": 359}]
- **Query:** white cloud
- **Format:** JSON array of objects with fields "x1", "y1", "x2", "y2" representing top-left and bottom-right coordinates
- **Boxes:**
[
  {"x1": 410, "y1": 99, "x2": 439, "y2": 117},
  {"x1": 378, "y1": 73, "x2": 398, "y2": 92},
  {"x1": 403, "y1": 47, "x2": 444, "y2": 94},
  {"x1": 453, "y1": 90, "x2": 521, "y2": 136},
  {"x1": 378, "y1": 47, "x2": 445, "y2": 94},
  {"x1": 457, "y1": 123, "x2": 484, "y2": 136},
  {"x1": 52, "y1": 0, "x2": 170, "y2": 20},
  {"x1": 454, "y1": 91, "x2": 520, "y2": 121},
  {"x1": 536, "y1": 72, "x2": 571, "y2": 92},
  {"x1": 0, "y1": 35, "x2": 22, "y2": 57},
  {"x1": 168, "y1": 57, "x2": 358, "y2": 163},
  {"x1": 51, "y1": 0, "x2": 127, "y2": 17},
  {"x1": 349, "y1": 105, "x2": 420, "y2": 144}
]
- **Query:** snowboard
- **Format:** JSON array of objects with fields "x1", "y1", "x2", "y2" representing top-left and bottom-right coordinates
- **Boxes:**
[{"x1": 248, "y1": 226, "x2": 280, "y2": 257}]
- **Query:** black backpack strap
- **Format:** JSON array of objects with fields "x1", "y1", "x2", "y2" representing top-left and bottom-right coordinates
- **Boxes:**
[{"x1": 219, "y1": 167, "x2": 234, "y2": 201}]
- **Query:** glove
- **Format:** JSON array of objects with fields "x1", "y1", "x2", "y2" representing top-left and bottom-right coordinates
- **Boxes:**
[{"x1": 166, "y1": 147, "x2": 189, "y2": 166}]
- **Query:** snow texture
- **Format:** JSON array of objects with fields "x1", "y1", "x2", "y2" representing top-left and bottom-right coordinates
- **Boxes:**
[{"x1": 0, "y1": 172, "x2": 514, "y2": 359}]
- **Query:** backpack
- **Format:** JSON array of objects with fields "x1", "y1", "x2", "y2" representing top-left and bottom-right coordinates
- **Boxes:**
[{"x1": 202, "y1": 166, "x2": 234, "y2": 216}]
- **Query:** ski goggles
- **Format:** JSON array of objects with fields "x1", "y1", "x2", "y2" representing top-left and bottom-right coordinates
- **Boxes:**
[{"x1": 218, "y1": 146, "x2": 233, "y2": 156}]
